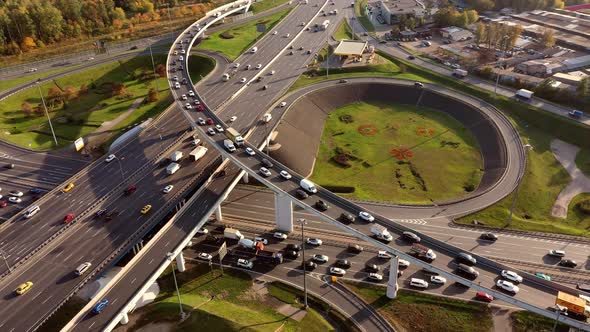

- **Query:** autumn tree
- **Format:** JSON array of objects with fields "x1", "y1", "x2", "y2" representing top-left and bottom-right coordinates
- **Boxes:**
[
  {"x1": 474, "y1": 22, "x2": 486, "y2": 44},
  {"x1": 21, "y1": 102, "x2": 33, "y2": 116},
  {"x1": 147, "y1": 87, "x2": 159, "y2": 102},
  {"x1": 64, "y1": 86, "x2": 78, "y2": 101},
  {"x1": 47, "y1": 86, "x2": 64, "y2": 108},
  {"x1": 578, "y1": 78, "x2": 589, "y2": 99},
  {"x1": 541, "y1": 28, "x2": 555, "y2": 48},
  {"x1": 155, "y1": 63, "x2": 166, "y2": 77},
  {"x1": 112, "y1": 83, "x2": 127, "y2": 96},
  {"x1": 20, "y1": 36, "x2": 36, "y2": 52}
]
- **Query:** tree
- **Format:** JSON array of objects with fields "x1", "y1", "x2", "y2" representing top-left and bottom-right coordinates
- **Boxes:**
[
  {"x1": 466, "y1": 10, "x2": 479, "y2": 25},
  {"x1": 155, "y1": 63, "x2": 166, "y2": 77},
  {"x1": 456, "y1": 11, "x2": 469, "y2": 28},
  {"x1": 20, "y1": 36, "x2": 36, "y2": 52},
  {"x1": 474, "y1": 22, "x2": 486, "y2": 44},
  {"x1": 470, "y1": 0, "x2": 494, "y2": 12},
  {"x1": 578, "y1": 78, "x2": 589, "y2": 99},
  {"x1": 80, "y1": 84, "x2": 89, "y2": 95},
  {"x1": 399, "y1": 15, "x2": 407, "y2": 31},
  {"x1": 541, "y1": 28, "x2": 555, "y2": 48},
  {"x1": 147, "y1": 87, "x2": 159, "y2": 102},
  {"x1": 407, "y1": 17, "x2": 416, "y2": 30},
  {"x1": 64, "y1": 86, "x2": 78, "y2": 101},
  {"x1": 21, "y1": 102, "x2": 33, "y2": 116},
  {"x1": 112, "y1": 83, "x2": 126, "y2": 96},
  {"x1": 553, "y1": 0, "x2": 565, "y2": 9},
  {"x1": 47, "y1": 86, "x2": 64, "y2": 108}
]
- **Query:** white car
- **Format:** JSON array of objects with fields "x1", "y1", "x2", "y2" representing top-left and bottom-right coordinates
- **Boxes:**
[
  {"x1": 280, "y1": 170, "x2": 292, "y2": 179},
  {"x1": 181, "y1": 94, "x2": 187, "y2": 100},
  {"x1": 162, "y1": 185, "x2": 174, "y2": 194},
  {"x1": 284, "y1": 33, "x2": 290, "y2": 38},
  {"x1": 174, "y1": 83, "x2": 180, "y2": 89},
  {"x1": 410, "y1": 278, "x2": 428, "y2": 289},
  {"x1": 207, "y1": 128, "x2": 216, "y2": 135},
  {"x1": 198, "y1": 117, "x2": 206, "y2": 125},
  {"x1": 496, "y1": 280, "x2": 519, "y2": 294},
  {"x1": 181, "y1": 49, "x2": 186, "y2": 54},
  {"x1": 273, "y1": 31, "x2": 278, "y2": 35},
  {"x1": 233, "y1": 63, "x2": 240, "y2": 68},
  {"x1": 188, "y1": 91, "x2": 195, "y2": 97},
  {"x1": 255, "y1": 64, "x2": 262, "y2": 69},
  {"x1": 254, "y1": 237, "x2": 268, "y2": 245},
  {"x1": 329, "y1": 267, "x2": 346, "y2": 276},
  {"x1": 306, "y1": 238, "x2": 322, "y2": 246},
  {"x1": 9, "y1": 191, "x2": 23, "y2": 197},
  {"x1": 185, "y1": 103, "x2": 192, "y2": 109},
  {"x1": 548, "y1": 249, "x2": 566, "y2": 257},
  {"x1": 240, "y1": 77, "x2": 247, "y2": 83},
  {"x1": 398, "y1": 259, "x2": 410, "y2": 268},
  {"x1": 430, "y1": 276, "x2": 447, "y2": 285},
  {"x1": 269, "y1": 70, "x2": 276, "y2": 75},
  {"x1": 245, "y1": 147, "x2": 255, "y2": 156},
  {"x1": 237, "y1": 258, "x2": 253, "y2": 269},
  {"x1": 29, "y1": 68, "x2": 38, "y2": 72},
  {"x1": 192, "y1": 139, "x2": 201, "y2": 146},
  {"x1": 173, "y1": 76, "x2": 179, "y2": 81},
  {"x1": 368, "y1": 273, "x2": 383, "y2": 281},
  {"x1": 229, "y1": 116, "x2": 237, "y2": 122},
  {"x1": 358, "y1": 211, "x2": 375, "y2": 222},
  {"x1": 105, "y1": 154, "x2": 116, "y2": 163},
  {"x1": 215, "y1": 125, "x2": 224, "y2": 132},
  {"x1": 279, "y1": 101, "x2": 287, "y2": 107},
  {"x1": 273, "y1": 232, "x2": 288, "y2": 240},
  {"x1": 198, "y1": 252, "x2": 213, "y2": 261},
  {"x1": 197, "y1": 228, "x2": 209, "y2": 235},
  {"x1": 8, "y1": 197, "x2": 21, "y2": 204},
  {"x1": 259, "y1": 167, "x2": 271, "y2": 177},
  {"x1": 312, "y1": 254, "x2": 329, "y2": 263},
  {"x1": 501, "y1": 270, "x2": 523, "y2": 283},
  {"x1": 378, "y1": 251, "x2": 391, "y2": 259}
]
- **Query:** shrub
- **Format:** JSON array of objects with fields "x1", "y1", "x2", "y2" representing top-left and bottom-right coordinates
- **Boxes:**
[
  {"x1": 220, "y1": 32, "x2": 234, "y2": 39},
  {"x1": 332, "y1": 154, "x2": 351, "y2": 167},
  {"x1": 339, "y1": 114, "x2": 353, "y2": 123},
  {"x1": 579, "y1": 199, "x2": 590, "y2": 215}
]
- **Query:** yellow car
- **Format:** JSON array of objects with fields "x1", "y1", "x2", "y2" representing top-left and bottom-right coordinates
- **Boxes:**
[
  {"x1": 15, "y1": 281, "x2": 33, "y2": 295},
  {"x1": 140, "y1": 205, "x2": 152, "y2": 214},
  {"x1": 63, "y1": 183, "x2": 75, "y2": 192}
]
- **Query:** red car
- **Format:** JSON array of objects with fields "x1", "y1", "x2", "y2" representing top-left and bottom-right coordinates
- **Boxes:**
[
  {"x1": 0, "y1": 201, "x2": 7, "y2": 208},
  {"x1": 206, "y1": 118, "x2": 214, "y2": 125},
  {"x1": 124, "y1": 185, "x2": 137, "y2": 196},
  {"x1": 196, "y1": 104, "x2": 204, "y2": 112},
  {"x1": 64, "y1": 213, "x2": 75, "y2": 223},
  {"x1": 475, "y1": 291, "x2": 494, "y2": 302}
]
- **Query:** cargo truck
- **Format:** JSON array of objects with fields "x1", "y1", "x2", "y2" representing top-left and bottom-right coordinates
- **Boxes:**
[
  {"x1": 515, "y1": 89, "x2": 533, "y2": 100},
  {"x1": 409, "y1": 244, "x2": 437, "y2": 262},
  {"x1": 224, "y1": 227, "x2": 244, "y2": 240},
  {"x1": 569, "y1": 110, "x2": 584, "y2": 119},
  {"x1": 452, "y1": 68, "x2": 468, "y2": 78},
  {"x1": 189, "y1": 146, "x2": 208, "y2": 162},
  {"x1": 370, "y1": 225, "x2": 393, "y2": 242},
  {"x1": 170, "y1": 151, "x2": 183, "y2": 162},
  {"x1": 225, "y1": 127, "x2": 244, "y2": 146},
  {"x1": 555, "y1": 291, "x2": 590, "y2": 320},
  {"x1": 256, "y1": 250, "x2": 283, "y2": 265},
  {"x1": 166, "y1": 162, "x2": 180, "y2": 175}
]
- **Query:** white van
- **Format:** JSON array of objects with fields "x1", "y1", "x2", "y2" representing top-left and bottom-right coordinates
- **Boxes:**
[
  {"x1": 300, "y1": 179, "x2": 317, "y2": 194},
  {"x1": 410, "y1": 278, "x2": 429, "y2": 289},
  {"x1": 75, "y1": 262, "x2": 92, "y2": 276},
  {"x1": 251, "y1": 46, "x2": 258, "y2": 53},
  {"x1": 224, "y1": 139, "x2": 236, "y2": 152},
  {"x1": 179, "y1": 56, "x2": 184, "y2": 61},
  {"x1": 24, "y1": 205, "x2": 40, "y2": 218},
  {"x1": 222, "y1": 73, "x2": 230, "y2": 81}
]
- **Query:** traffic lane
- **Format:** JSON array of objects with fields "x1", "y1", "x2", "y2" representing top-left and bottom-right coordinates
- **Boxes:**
[
  {"x1": 71, "y1": 165, "x2": 243, "y2": 332},
  {"x1": 0, "y1": 140, "x2": 220, "y2": 329}
]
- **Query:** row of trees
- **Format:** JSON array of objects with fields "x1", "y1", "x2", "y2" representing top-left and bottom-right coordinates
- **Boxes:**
[
  {"x1": 433, "y1": 8, "x2": 479, "y2": 28},
  {"x1": 466, "y1": 0, "x2": 567, "y2": 12},
  {"x1": 473, "y1": 22, "x2": 523, "y2": 51},
  {"x1": 0, "y1": 0, "x2": 212, "y2": 56}
]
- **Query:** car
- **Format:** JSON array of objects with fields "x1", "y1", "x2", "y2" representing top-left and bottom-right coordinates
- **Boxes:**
[
  {"x1": 402, "y1": 231, "x2": 421, "y2": 243},
  {"x1": 284, "y1": 33, "x2": 290, "y2": 38},
  {"x1": 261, "y1": 158, "x2": 273, "y2": 168},
  {"x1": 233, "y1": 63, "x2": 240, "y2": 68},
  {"x1": 312, "y1": 254, "x2": 329, "y2": 263},
  {"x1": 269, "y1": 70, "x2": 276, "y2": 75},
  {"x1": 358, "y1": 211, "x2": 374, "y2": 222},
  {"x1": 296, "y1": 189, "x2": 308, "y2": 199},
  {"x1": 284, "y1": 250, "x2": 300, "y2": 259},
  {"x1": 173, "y1": 75, "x2": 179, "y2": 81},
  {"x1": 240, "y1": 77, "x2": 247, "y2": 83},
  {"x1": 237, "y1": 258, "x2": 253, "y2": 269},
  {"x1": 185, "y1": 103, "x2": 192, "y2": 109},
  {"x1": 95, "y1": 209, "x2": 106, "y2": 218},
  {"x1": 480, "y1": 233, "x2": 498, "y2": 241},
  {"x1": 430, "y1": 276, "x2": 447, "y2": 285},
  {"x1": 255, "y1": 64, "x2": 262, "y2": 69},
  {"x1": 162, "y1": 185, "x2": 174, "y2": 194},
  {"x1": 9, "y1": 190, "x2": 23, "y2": 197},
  {"x1": 254, "y1": 236, "x2": 268, "y2": 245},
  {"x1": 398, "y1": 259, "x2": 410, "y2": 268},
  {"x1": 548, "y1": 249, "x2": 566, "y2": 257},
  {"x1": 408, "y1": 55, "x2": 415, "y2": 60},
  {"x1": 273, "y1": 232, "x2": 288, "y2": 240},
  {"x1": 188, "y1": 90, "x2": 195, "y2": 97},
  {"x1": 306, "y1": 238, "x2": 322, "y2": 246},
  {"x1": 277, "y1": 170, "x2": 292, "y2": 179},
  {"x1": 475, "y1": 291, "x2": 494, "y2": 302},
  {"x1": 30, "y1": 188, "x2": 45, "y2": 195},
  {"x1": 246, "y1": 64, "x2": 251, "y2": 70},
  {"x1": 288, "y1": 51, "x2": 293, "y2": 55},
  {"x1": 298, "y1": 46, "x2": 304, "y2": 50},
  {"x1": 105, "y1": 154, "x2": 116, "y2": 163},
  {"x1": 196, "y1": 104, "x2": 204, "y2": 111},
  {"x1": 105, "y1": 211, "x2": 117, "y2": 221},
  {"x1": 496, "y1": 280, "x2": 519, "y2": 294},
  {"x1": 339, "y1": 79, "x2": 348, "y2": 83},
  {"x1": 456, "y1": 252, "x2": 477, "y2": 266},
  {"x1": 8, "y1": 197, "x2": 21, "y2": 204},
  {"x1": 229, "y1": 116, "x2": 237, "y2": 123},
  {"x1": 414, "y1": 82, "x2": 424, "y2": 88},
  {"x1": 259, "y1": 167, "x2": 272, "y2": 177},
  {"x1": 215, "y1": 124, "x2": 224, "y2": 132},
  {"x1": 535, "y1": 272, "x2": 551, "y2": 281},
  {"x1": 0, "y1": 201, "x2": 6, "y2": 208},
  {"x1": 329, "y1": 267, "x2": 346, "y2": 276},
  {"x1": 245, "y1": 147, "x2": 256, "y2": 156},
  {"x1": 286, "y1": 243, "x2": 301, "y2": 252},
  {"x1": 559, "y1": 259, "x2": 577, "y2": 268},
  {"x1": 263, "y1": 85, "x2": 269, "y2": 90},
  {"x1": 63, "y1": 213, "x2": 75, "y2": 223},
  {"x1": 207, "y1": 128, "x2": 216, "y2": 136},
  {"x1": 348, "y1": 244, "x2": 363, "y2": 253},
  {"x1": 15, "y1": 281, "x2": 33, "y2": 295},
  {"x1": 303, "y1": 261, "x2": 317, "y2": 270},
  {"x1": 409, "y1": 278, "x2": 428, "y2": 289},
  {"x1": 198, "y1": 252, "x2": 213, "y2": 261},
  {"x1": 196, "y1": 228, "x2": 209, "y2": 235},
  {"x1": 365, "y1": 263, "x2": 379, "y2": 272},
  {"x1": 181, "y1": 94, "x2": 187, "y2": 100},
  {"x1": 339, "y1": 212, "x2": 355, "y2": 224},
  {"x1": 198, "y1": 117, "x2": 206, "y2": 125},
  {"x1": 63, "y1": 183, "x2": 75, "y2": 193},
  {"x1": 279, "y1": 101, "x2": 287, "y2": 107},
  {"x1": 192, "y1": 139, "x2": 201, "y2": 146},
  {"x1": 92, "y1": 299, "x2": 109, "y2": 314},
  {"x1": 335, "y1": 259, "x2": 351, "y2": 268},
  {"x1": 206, "y1": 118, "x2": 214, "y2": 125},
  {"x1": 315, "y1": 200, "x2": 329, "y2": 211},
  {"x1": 368, "y1": 273, "x2": 383, "y2": 281},
  {"x1": 75, "y1": 262, "x2": 92, "y2": 276},
  {"x1": 29, "y1": 68, "x2": 37, "y2": 72},
  {"x1": 378, "y1": 251, "x2": 392, "y2": 259},
  {"x1": 501, "y1": 270, "x2": 523, "y2": 283},
  {"x1": 140, "y1": 205, "x2": 152, "y2": 214}
]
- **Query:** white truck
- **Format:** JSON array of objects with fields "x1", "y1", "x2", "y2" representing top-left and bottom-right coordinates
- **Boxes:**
[
  {"x1": 166, "y1": 162, "x2": 180, "y2": 175},
  {"x1": 370, "y1": 225, "x2": 393, "y2": 242},
  {"x1": 515, "y1": 89, "x2": 533, "y2": 100},
  {"x1": 300, "y1": 178, "x2": 318, "y2": 193},
  {"x1": 452, "y1": 68, "x2": 468, "y2": 78},
  {"x1": 189, "y1": 146, "x2": 208, "y2": 162},
  {"x1": 170, "y1": 151, "x2": 183, "y2": 162},
  {"x1": 262, "y1": 113, "x2": 272, "y2": 123},
  {"x1": 409, "y1": 244, "x2": 437, "y2": 262},
  {"x1": 224, "y1": 228, "x2": 244, "y2": 240},
  {"x1": 223, "y1": 139, "x2": 236, "y2": 152}
]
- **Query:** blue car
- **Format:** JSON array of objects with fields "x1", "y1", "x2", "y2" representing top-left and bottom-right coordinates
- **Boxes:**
[
  {"x1": 30, "y1": 188, "x2": 45, "y2": 195},
  {"x1": 92, "y1": 299, "x2": 109, "y2": 314}
]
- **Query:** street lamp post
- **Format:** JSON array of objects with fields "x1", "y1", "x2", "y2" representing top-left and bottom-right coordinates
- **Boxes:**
[
  {"x1": 114, "y1": 156, "x2": 125, "y2": 182},
  {"x1": 149, "y1": 45, "x2": 159, "y2": 93},
  {"x1": 36, "y1": 84, "x2": 58, "y2": 146},
  {"x1": 0, "y1": 250, "x2": 11, "y2": 273},
  {"x1": 494, "y1": 35, "x2": 509, "y2": 97},
  {"x1": 298, "y1": 218, "x2": 308, "y2": 309},
  {"x1": 167, "y1": 252, "x2": 185, "y2": 320}
]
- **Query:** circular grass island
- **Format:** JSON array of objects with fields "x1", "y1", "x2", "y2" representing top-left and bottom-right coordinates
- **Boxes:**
[{"x1": 309, "y1": 102, "x2": 483, "y2": 204}]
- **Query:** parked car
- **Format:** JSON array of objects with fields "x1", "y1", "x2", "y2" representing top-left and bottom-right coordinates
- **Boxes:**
[
  {"x1": 303, "y1": 261, "x2": 317, "y2": 270},
  {"x1": 430, "y1": 276, "x2": 446, "y2": 285},
  {"x1": 273, "y1": 232, "x2": 288, "y2": 240},
  {"x1": 198, "y1": 252, "x2": 213, "y2": 261},
  {"x1": 475, "y1": 291, "x2": 494, "y2": 302},
  {"x1": 335, "y1": 259, "x2": 351, "y2": 268},
  {"x1": 559, "y1": 259, "x2": 577, "y2": 268},
  {"x1": 312, "y1": 254, "x2": 329, "y2": 263},
  {"x1": 237, "y1": 258, "x2": 253, "y2": 269},
  {"x1": 315, "y1": 200, "x2": 329, "y2": 211},
  {"x1": 402, "y1": 231, "x2": 421, "y2": 243},
  {"x1": 306, "y1": 238, "x2": 322, "y2": 246},
  {"x1": 286, "y1": 243, "x2": 301, "y2": 251},
  {"x1": 329, "y1": 267, "x2": 346, "y2": 276},
  {"x1": 358, "y1": 211, "x2": 375, "y2": 222},
  {"x1": 480, "y1": 233, "x2": 498, "y2": 241}
]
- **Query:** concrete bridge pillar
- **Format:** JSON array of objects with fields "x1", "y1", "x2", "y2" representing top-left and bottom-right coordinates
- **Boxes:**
[
  {"x1": 120, "y1": 312, "x2": 129, "y2": 325},
  {"x1": 275, "y1": 193, "x2": 293, "y2": 232},
  {"x1": 242, "y1": 172, "x2": 249, "y2": 183},
  {"x1": 243, "y1": 2, "x2": 251, "y2": 13},
  {"x1": 386, "y1": 256, "x2": 399, "y2": 299},
  {"x1": 176, "y1": 252, "x2": 186, "y2": 273},
  {"x1": 215, "y1": 205, "x2": 223, "y2": 221}
]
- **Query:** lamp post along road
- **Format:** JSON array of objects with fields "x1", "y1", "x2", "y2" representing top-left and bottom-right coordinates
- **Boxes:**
[
  {"x1": 299, "y1": 218, "x2": 308, "y2": 309},
  {"x1": 36, "y1": 84, "x2": 58, "y2": 146}
]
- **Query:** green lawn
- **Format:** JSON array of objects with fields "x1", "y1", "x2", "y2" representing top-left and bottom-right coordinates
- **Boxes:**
[
  {"x1": 346, "y1": 282, "x2": 493, "y2": 332},
  {"x1": 333, "y1": 20, "x2": 353, "y2": 41},
  {"x1": 198, "y1": 8, "x2": 292, "y2": 60},
  {"x1": 355, "y1": 0, "x2": 375, "y2": 33},
  {"x1": 250, "y1": 0, "x2": 292, "y2": 13},
  {"x1": 0, "y1": 55, "x2": 171, "y2": 150},
  {"x1": 511, "y1": 311, "x2": 569, "y2": 332},
  {"x1": 188, "y1": 53, "x2": 217, "y2": 83},
  {"x1": 576, "y1": 148, "x2": 590, "y2": 177},
  {"x1": 310, "y1": 102, "x2": 482, "y2": 204},
  {"x1": 0, "y1": 65, "x2": 85, "y2": 92}
]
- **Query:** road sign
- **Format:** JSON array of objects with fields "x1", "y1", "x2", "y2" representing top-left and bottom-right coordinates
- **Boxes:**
[
  {"x1": 218, "y1": 241, "x2": 227, "y2": 275},
  {"x1": 74, "y1": 137, "x2": 85, "y2": 151},
  {"x1": 256, "y1": 23, "x2": 266, "y2": 33}
]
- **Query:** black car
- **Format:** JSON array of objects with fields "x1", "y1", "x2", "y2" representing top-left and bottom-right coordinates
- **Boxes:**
[
  {"x1": 408, "y1": 55, "x2": 415, "y2": 60},
  {"x1": 296, "y1": 189, "x2": 309, "y2": 199},
  {"x1": 315, "y1": 200, "x2": 329, "y2": 211},
  {"x1": 402, "y1": 231, "x2": 421, "y2": 243},
  {"x1": 480, "y1": 233, "x2": 498, "y2": 241},
  {"x1": 284, "y1": 250, "x2": 300, "y2": 259},
  {"x1": 261, "y1": 158, "x2": 273, "y2": 168},
  {"x1": 30, "y1": 188, "x2": 45, "y2": 195},
  {"x1": 303, "y1": 261, "x2": 317, "y2": 270},
  {"x1": 338, "y1": 213, "x2": 355, "y2": 224},
  {"x1": 105, "y1": 210, "x2": 119, "y2": 221},
  {"x1": 95, "y1": 209, "x2": 107, "y2": 218},
  {"x1": 365, "y1": 263, "x2": 379, "y2": 272},
  {"x1": 335, "y1": 259, "x2": 351, "y2": 268},
  {"x1": 559, "y1": 259, "x2": 577, "y2": 268},
  {"x1": 456, "y1": 252, "x2": 477, "y2": 266},
  {"x1": 286, "y1": 243, "x2": 301, "y2": 251},
  {"x1": 455, "y1": 263, "x2": 479, "y2": 280},
  {"x1": 6, "y1": 163, "x2": 14, "y2": 169},
  {"x1": 414, "y1": 82, "x2": 424, "y2": 88},
  {"x1": 348, "y1": 244, "x2": 363, "y2": 254}
]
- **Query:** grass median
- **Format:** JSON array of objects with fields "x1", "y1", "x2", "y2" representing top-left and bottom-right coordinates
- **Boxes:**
[
  {"x1": 355, "y1": 0, "x2": 375, "y2": 33},
  {"x1": 250, "y1": 0, "x2": 292, "y2": 13},
  {"x1": 333, "y1": 20, "x2": 354, "y2": 41}
]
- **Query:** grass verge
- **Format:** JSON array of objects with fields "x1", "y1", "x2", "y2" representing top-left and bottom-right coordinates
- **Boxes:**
[
  {"x1": 198, "y1": 8, "x2": 292, "y2": 60},
  {"x1": 251, "y1": 0, "x2": 292, "y2": 13},
  {"x1": 355, "y1": 0, "x2": 375, "y2": 33},
  {"x1": 511, "y1": 311, "x2": 569, "y2": 332},
  {"x1": 38, "y1": 296, "x2": 86, "y2": 332},
  {"x1": 310, "y1": 101, "x2": 482, "y2": 204},
  {"x1": 333, "y1": 20, "x2": 354, "y2": 41},
  {"x1": 346, "y1": 281, "x2": 493, "y2": 332},
  {"x1": 0, "y1": 64, "x2": 83, "y2": 92},
  {"x1": 576, "y1": 148, "x2": 590, "y2": 177},
  {"x1": 188, "y1": 54, "x2": 217, "y2": 84}
]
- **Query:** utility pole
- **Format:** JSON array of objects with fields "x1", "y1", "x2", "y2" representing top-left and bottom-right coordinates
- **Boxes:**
[
  {"x1": 507, "y1": 144, "x2": 532, "y2": 225},
  {"x1": 149, "y1": 45, "x2": 159, "y2": 93},
  {"x1": 326, "y1": 28, "x2": 329, "y2": 78},
  {"x1": 298, "y1": 218, "x2": 308, "y2": 309},
  {"x1": 166, "y1": 3, "x2": 172, "y2": 22},
  {"x1": 167, "y1": 253, "x2": 185, "y2": 320},
  {"x1": 36, "y1": 83, "x2": 58, "y2": 146},
  {"x1": 0, "y1": 250, "x2": 11, "y2": 273}
]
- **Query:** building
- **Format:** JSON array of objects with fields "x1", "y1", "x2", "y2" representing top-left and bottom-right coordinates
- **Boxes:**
[
  {"x1": 553, "y1": 71, "x2": 588, "y2": 86},
  {"x1": 376, "y1": 0, "x2": 432, "y2": 25},
  {"x1": 440, "y1": 26, "x2": 473, "y2": 41},
  {"x1": 560, "y1": 54, "x2": 590, "y2": 71},
  {"x1": 333, "y1": 40, "x2": 369, "y2": 58},
  {"x1": 515, "y1": 60, "x2": 563, "y2": 77}
]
